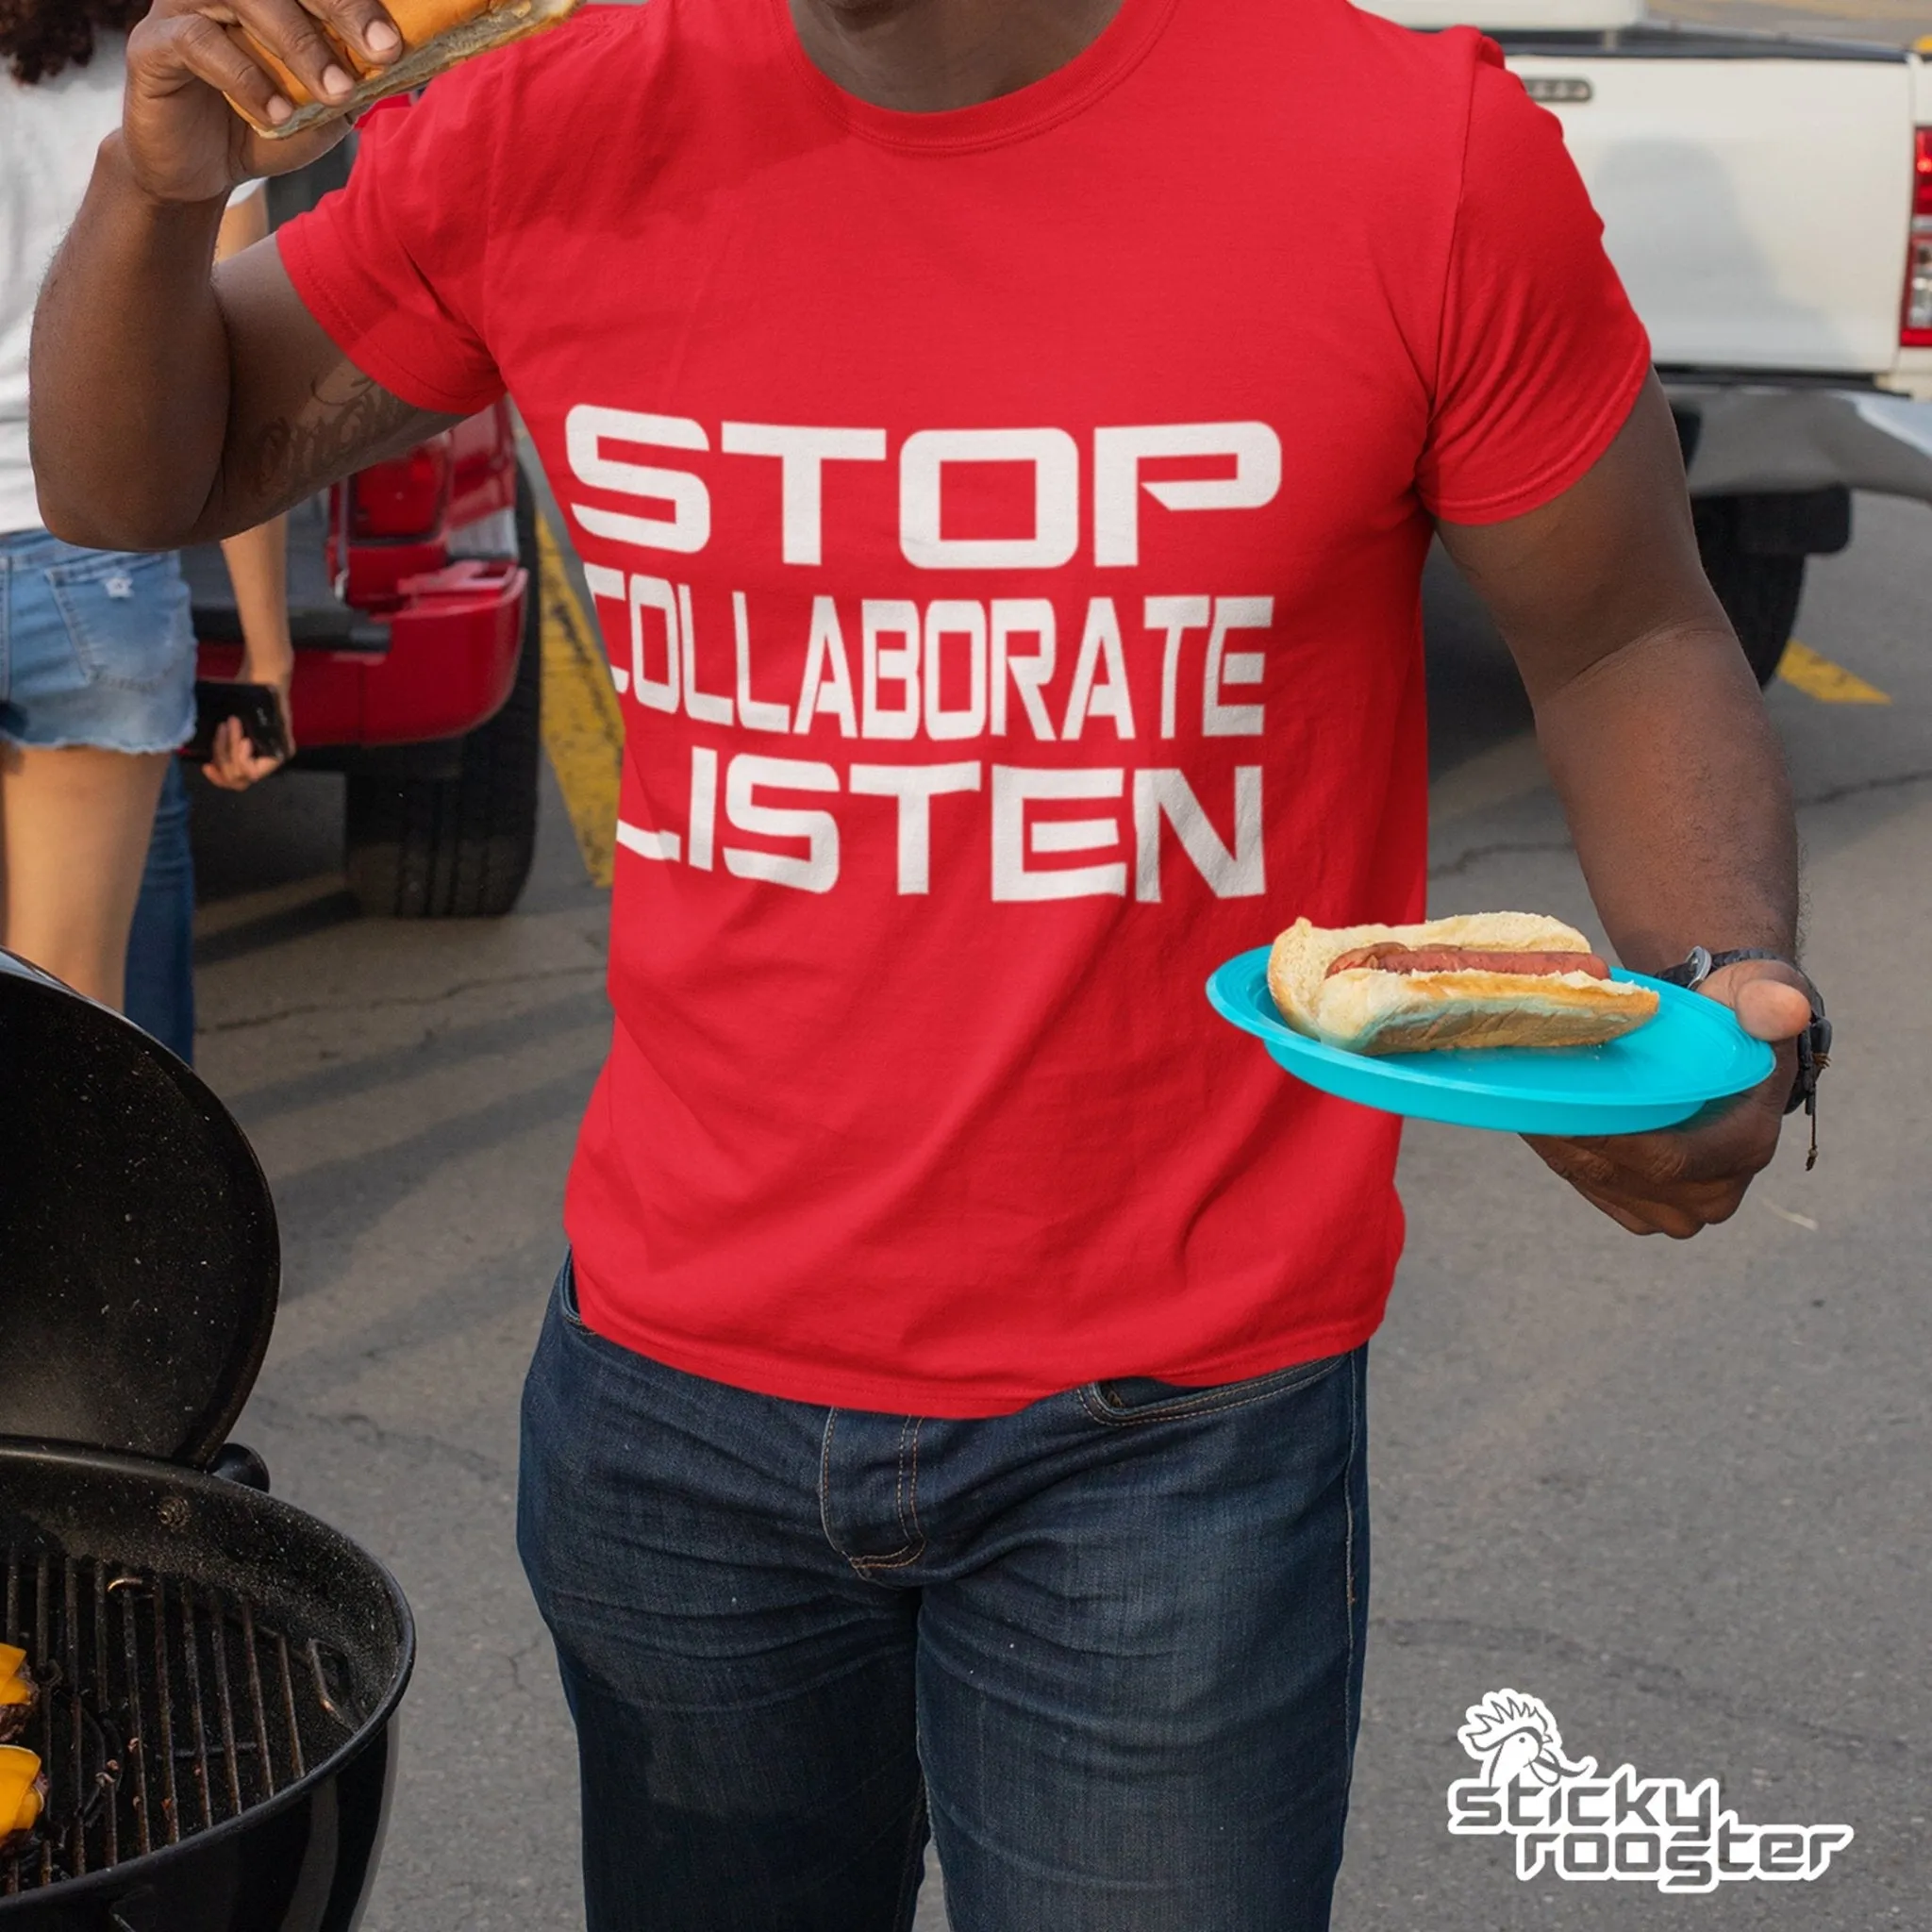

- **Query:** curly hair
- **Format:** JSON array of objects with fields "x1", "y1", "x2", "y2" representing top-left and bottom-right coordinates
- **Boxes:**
[{"x1": 1, "y1": 0, "x2": 149, "y2": 86}]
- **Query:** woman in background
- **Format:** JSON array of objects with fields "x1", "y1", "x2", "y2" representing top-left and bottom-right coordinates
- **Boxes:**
[
  {"x1": 1, "y1": 0, "x2": 287, "y2": 1026},
  {"x1": 124, "y1": 180, "x2": 294, "y2": 1061}
]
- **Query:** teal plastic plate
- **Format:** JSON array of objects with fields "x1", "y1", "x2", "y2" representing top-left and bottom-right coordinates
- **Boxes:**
[{"x1": 1205, "y1": 946, "x2": 1774, "y2": 1136}]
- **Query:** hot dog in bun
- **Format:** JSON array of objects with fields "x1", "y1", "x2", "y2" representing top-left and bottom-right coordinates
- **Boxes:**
[
  {"x1": 226, "y1": 0, "x2": 583, "y2": 139},
  {"x1": 1268, "y1": 912, "x2": 1659, "y2": 1056}
]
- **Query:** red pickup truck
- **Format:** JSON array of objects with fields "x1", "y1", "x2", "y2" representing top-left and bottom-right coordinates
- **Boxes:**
[{"x1": 182, "y1": 145, "x2": 540, "y2": 919}]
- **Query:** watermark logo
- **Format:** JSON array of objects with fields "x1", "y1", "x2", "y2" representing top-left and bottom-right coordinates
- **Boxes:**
[{"x1": 1446, "y1": 1690, "x2": 1853, "y2": 1891}]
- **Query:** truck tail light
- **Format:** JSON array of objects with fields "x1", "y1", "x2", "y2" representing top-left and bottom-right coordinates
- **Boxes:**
[
  {"x1": 1902, "y1": 128, "x2": 1932, "y2": 344},
  {"x1": 351, "y1": 438, "x2": 452, "y2": 540}
]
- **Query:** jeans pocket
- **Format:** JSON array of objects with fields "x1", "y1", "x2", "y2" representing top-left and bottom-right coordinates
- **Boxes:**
[
  {"x1": 555, "y1": 1251, "x2": 590, "y2": 1331},
  {"x1": 1079, "y1": 1350, "x2": 1349, "y2": 1426},
  {"x1": 46, "y1": 550, "x2": 193, "y2": 693}
]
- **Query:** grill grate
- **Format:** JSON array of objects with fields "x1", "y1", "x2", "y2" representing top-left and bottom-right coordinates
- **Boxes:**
[{"x1": 1, "y1": 1549, "x2": 346, "y2": 1896}]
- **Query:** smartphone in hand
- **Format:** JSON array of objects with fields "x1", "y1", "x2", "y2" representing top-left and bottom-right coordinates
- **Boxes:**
[{"x1": 180, "y1": 680, "x2": 290, "y2": 766}]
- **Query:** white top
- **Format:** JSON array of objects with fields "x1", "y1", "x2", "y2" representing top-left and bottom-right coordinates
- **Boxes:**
[
  {"x1": 0, "y1": 38, "x2": 129, "y2": 536},
  {"x1": 0, "y1": 38, "x2": 260, "y2": 537}
]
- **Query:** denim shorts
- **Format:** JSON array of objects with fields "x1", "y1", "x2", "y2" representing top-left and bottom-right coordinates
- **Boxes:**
[{"x1": 0, "y1": 529, "x2": 196, "y2": 753}]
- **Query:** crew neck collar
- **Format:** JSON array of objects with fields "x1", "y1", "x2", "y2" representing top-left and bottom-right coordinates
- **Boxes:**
[{"x1": 771, "y1": 0, "x2": 1181, "y2": 154}]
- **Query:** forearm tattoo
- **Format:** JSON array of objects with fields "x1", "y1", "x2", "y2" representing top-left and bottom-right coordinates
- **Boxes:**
[{"x1": 231, "y1": 363, "x2": 446, "y2": 525}]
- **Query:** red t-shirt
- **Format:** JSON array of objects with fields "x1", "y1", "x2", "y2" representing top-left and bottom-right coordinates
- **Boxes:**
[{"x1": 280, "y1": 0, "x2": 1649, "y2": 1416}]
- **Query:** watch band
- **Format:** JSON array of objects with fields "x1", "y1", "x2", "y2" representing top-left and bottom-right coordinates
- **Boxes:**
[{"x1": 1656, "y1": 947, "x2": 1831, "y2": 1168}]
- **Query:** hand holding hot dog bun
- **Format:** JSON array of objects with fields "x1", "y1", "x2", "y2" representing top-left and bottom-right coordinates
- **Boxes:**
[
  {"x1": 226, "y1": 0, "x2": 583, "y2": 138},
  {"x1": 1268, "y1": 912, "x2": 1658, "y2": 1056}
]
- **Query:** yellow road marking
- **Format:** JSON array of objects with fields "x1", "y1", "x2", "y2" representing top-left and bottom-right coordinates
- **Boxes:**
[
  {"x1": 1775, "y1": 641, "x2": 1891, "y2": 706},
  {"x1": 536, "y1": 515, "x2": 624, "y2": 887}
]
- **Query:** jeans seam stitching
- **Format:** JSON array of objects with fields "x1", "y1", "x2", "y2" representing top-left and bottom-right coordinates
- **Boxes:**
[
  {"x1": 894, "y1": 1415, "x2": 913, "y2": 1547},
  {"x1": 856, "y1": 1418, "x2": 926, "y2": 1573},
  {"x1": 1341, "y1": 1350, "x2": 1360, "y2": 1786},
  {"x1": 819, "y1": 1407, "x2": 843, "y2": 1557},
  {"x1": 851, "y1": 1541, "x2": 924, "y2": 1574}
]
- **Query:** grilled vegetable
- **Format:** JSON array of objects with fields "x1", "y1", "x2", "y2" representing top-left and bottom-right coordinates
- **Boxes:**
[
  {"x1": 0, "y1": 1645, "x2": 34, "y2": 1745},
  {"x1": 0, "y1": 1743, "x2": 43, "y2": 1850}
]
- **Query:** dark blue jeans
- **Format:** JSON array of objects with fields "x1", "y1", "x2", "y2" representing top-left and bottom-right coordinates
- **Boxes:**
[
  {"x1": 519, "y1": 1258, "x2": 1369, "y2": 1932},
  {"x1": 124, "y1": 758, "x2": 195, "y2": 1063}
]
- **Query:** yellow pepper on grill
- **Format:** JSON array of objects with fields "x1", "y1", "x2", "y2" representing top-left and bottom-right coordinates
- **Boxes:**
[
  {"x1": 0, "y1": 1648, "x2": 44, "y2": 1847},
  {"x1": 0, "y1": 1743, "x2": 42, "y2": 1843},
  {"x1": 0, "y1": 1645, "x2": 32, "y2": 1745}
]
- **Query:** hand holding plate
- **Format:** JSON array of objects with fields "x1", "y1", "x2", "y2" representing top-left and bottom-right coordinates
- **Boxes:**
[{"x1": 1524, "y1": 958, "x2": 1813, "y2": 1237}]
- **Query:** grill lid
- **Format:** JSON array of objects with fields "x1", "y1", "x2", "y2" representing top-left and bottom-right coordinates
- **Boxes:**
[{"x1": 0, "y1": 948, "x2": 277, "y2": 1468}]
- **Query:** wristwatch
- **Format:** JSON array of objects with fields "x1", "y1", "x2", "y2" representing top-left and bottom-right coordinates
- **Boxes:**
[{"x1": 1656, "y1": 947, "x2": 1832, "y2": 1168}]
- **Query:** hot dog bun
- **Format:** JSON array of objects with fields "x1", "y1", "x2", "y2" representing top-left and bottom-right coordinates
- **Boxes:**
[
  {"x1": 1267, "y1": 912, "x2": 1659, "y2": 1056},
  {"x1": 226, "y1": 0, "x2": 583, "y2": 140}
]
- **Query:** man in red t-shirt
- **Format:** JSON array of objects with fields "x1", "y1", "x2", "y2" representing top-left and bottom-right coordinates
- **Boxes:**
[{"x1": 37, "y1": 0, "x2": 1819, "y2": 1924}]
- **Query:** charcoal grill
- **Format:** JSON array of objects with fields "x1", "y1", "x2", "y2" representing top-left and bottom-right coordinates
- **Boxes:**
[{"x1": 0, "y1": 950, "x2": 413, "y2": 1931}]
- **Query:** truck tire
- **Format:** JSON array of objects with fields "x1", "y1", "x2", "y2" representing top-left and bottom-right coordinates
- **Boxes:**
[
  {"x1": 1693, "y1": 494, "x2": 1838, "y2": 690},
  {"x1": 344, "y1": 474, "x2": 542, "y2": 917}
]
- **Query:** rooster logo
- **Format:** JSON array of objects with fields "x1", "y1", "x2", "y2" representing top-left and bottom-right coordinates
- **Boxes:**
[{"x1": 1457, "y1": 1690, "x2": 1598, "y2": 1789}]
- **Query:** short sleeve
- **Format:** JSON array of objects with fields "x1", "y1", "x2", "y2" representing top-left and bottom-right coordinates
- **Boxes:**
[
  {"x1": 1417, "y1": 51, "x2": 1652, "y2": 525},
  {"x1": 275, "y1": 76, "x2": 506, "y2": 417}
]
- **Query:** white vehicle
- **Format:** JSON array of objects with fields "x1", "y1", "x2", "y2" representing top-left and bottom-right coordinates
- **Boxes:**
[{"x1": 1370, "y1": 0, "x2": 1932, "y2": 680}]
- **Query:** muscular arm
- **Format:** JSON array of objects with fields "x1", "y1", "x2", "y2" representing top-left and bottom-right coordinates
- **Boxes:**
[
  {"x1": 1439, "y1": 376, "x2": 1812, "y2": 1236},
  {"x1": 32, "y1": 136, "x2": 452, "y2": 551},
  {"x1": 1440, "y1": 377, "x2": 1798, "y2": 971}
]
